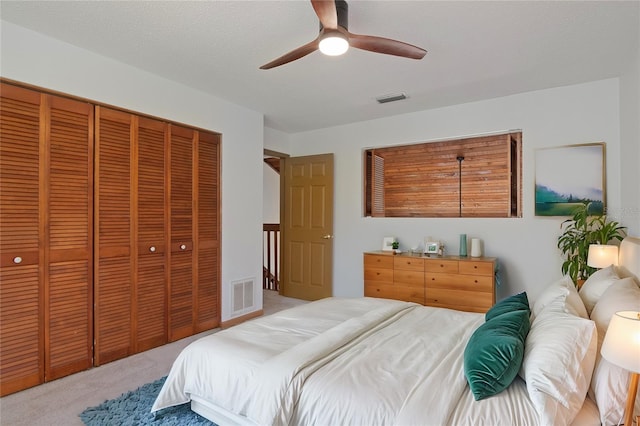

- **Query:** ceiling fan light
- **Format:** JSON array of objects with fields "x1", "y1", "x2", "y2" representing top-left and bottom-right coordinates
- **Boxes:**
[{"x1": 319, "y1": 34, "x2": 349, "y2": 56}]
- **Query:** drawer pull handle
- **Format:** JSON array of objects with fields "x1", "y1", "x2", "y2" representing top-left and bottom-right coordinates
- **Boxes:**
[
  {"x1": 180, "y1": 244, "x2": 187, "y2": 250},
  {"x1": 439, "y1": 264, "x2": 444, "y2": 268},
  {"x1": 474, "y1": 265, "x2": 478, "y2": 269},
  {"x1": 475, "y1": 279, "x2": 478, "y2": 283},
  {"x1": 13, "y1": 256, "x2": 22, "y2": 264},
  {"x1": 150, "y1": 246, "x2": 156, "y2": 253}
]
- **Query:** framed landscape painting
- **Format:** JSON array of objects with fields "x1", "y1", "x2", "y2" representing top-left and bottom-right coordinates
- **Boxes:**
[{"x1": 535, "y1": 142, "x2": 605, "y2": 216}]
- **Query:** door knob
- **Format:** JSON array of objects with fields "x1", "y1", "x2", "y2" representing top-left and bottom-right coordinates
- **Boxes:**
[
  {"x1": 180, "y1": 244, "x2": 187, "y2": 250},
  {"x1": 322, "y1": 235, "x2": 333, "y2": 239},
  {"x1": 13, "y1": 256, "x2": 22, "y2": 264},
  {"x1": 149, "y1": 246, "x2": 156, "y2": 253}
]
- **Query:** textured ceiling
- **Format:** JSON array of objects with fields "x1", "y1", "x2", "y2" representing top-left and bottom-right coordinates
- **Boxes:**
[{"x1": 1, "y1": 1, "x2": 638, "y2": 133}]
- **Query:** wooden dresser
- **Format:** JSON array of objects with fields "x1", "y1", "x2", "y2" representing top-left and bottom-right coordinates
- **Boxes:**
[{"x1": 364, "y1": 251, "x2": 496, "y2": 313}]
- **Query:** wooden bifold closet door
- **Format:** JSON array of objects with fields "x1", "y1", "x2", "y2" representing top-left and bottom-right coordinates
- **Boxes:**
[
  {"x1": 168, "y1": 125, "x2": 220, "y2": 341},
  {"x1": 95, "y1": 110, "x2": 221, "y2": 363},
  {"x1": 0, "y1": 83, "x2": 93, "y2": 396},
  {"x1": 1, "y1": 82, "x2": 220, "y2": 393},
  {"x1": 94, "y1": 107, "x2": 169, "y2": 365}
]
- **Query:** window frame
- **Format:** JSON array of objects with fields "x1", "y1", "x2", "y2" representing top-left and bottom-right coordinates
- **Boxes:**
[{"x1": 363, "y1": 131, "x2": 523, "y2": 218}]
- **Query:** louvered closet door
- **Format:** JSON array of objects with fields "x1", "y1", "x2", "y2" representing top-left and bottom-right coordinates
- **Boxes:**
[
  {"x1": 0, "y1": 84, "x2": 44, "y2": 396},
  {"x1": 135, "y1": 117, "x2": 168, "y2": 352},
  {"x1": 45, "y1": 95, "x2": 93, "y2": 380},
  {"x1": 195, "y1": 131, "x2": 220, "y2": 332},
  {"x1": 94, "y1": 107, "x2": 133, "y2": 365},
  {"x1": 0, "y1": 84, "x2": 93, "y2": 395},
  {"x1": 168, "y1": 125, "x2": 194, "y2": 341}
]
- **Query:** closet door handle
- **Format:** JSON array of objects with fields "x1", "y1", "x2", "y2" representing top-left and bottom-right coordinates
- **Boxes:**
[
  {"x1": 13, "y1": 256, "x2": 22, "y2": 264},
  {"x1": 180, "y1": 244, "x2": 187, "y2": 250},
  {"x1": 149, "y1": 246, "x2": 156, "y2": 253}
]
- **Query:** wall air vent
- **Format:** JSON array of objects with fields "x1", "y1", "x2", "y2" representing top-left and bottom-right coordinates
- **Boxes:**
[
  {"x1": 376, "y1": 93, "x2": 407, "y2": 104},
  {"x1": 231, "y1": 278, "x2": 255, "y2": 315}
]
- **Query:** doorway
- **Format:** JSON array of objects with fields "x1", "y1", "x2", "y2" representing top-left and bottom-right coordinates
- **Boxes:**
[{"x1": 263, "y1": 150, "x2": 334, "y2": 301}]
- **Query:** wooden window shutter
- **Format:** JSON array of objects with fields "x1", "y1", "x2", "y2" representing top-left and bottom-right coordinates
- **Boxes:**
[
  {"x1": 365, "y1": 150, "x2": 385, "y2": 217},
  {"x1": 372, "y1": 153, "x2": 385, "y2": 217}
]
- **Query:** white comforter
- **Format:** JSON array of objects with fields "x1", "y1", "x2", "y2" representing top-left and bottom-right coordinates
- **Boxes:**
[{"x1": 152, "y1": 297, "x2": 538, "y2": 425}]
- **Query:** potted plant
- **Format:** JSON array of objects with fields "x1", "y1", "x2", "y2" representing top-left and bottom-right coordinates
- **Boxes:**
[
  {"x1": 391, "y1": 241, "x2": 400, "y2": 254},
  {"x1": 557, "y1": 202, "x2": 626, "y2": 285}
]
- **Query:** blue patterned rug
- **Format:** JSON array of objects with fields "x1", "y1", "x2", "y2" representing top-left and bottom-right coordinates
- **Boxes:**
[{"x1": 79, "y1": 376, "x2": 216, "y2": 425}]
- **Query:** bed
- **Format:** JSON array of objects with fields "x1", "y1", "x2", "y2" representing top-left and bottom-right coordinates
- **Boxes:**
[{"x1": 152, "y1": 236, "x2": 640, "y2": 426}]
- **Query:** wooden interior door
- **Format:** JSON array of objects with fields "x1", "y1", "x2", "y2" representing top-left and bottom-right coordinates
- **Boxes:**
[
  {"x1": 134, "y1": 116, "x2": 168, "y2": 352},
  {"x1": 168, "y1": 124, "x2": 194, "y2": 341},
  {"x1": 45, "y1": 94, "x2": 93, "y2": 380},
  {"x1": 0, "y1": 84, "x2": 44, "y2": 395},
  {"x1": 281, "y1": 153, "x2": 334, "y2": 300},
  {"x1": 94, "y1": 107, "x2": 133, "y2": 365}
]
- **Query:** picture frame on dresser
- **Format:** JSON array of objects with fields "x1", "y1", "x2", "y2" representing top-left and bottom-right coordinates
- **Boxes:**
[{"x1": 424, "y1": 241, "x2": 439, "y2": 255}]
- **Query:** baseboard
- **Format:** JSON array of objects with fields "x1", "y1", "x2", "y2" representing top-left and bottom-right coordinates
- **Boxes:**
[{"x1": 220, "y1": 309, "x2": 263, "y2": 329}]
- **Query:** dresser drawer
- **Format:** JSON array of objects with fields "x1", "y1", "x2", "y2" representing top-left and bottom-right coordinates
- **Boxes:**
[
  {"x1": 426, "y1": 288, "x2": 493, "y2": 313},
  {"x1": 395, "y1": 284, "x2": 424, "y2": 305},
  {"x1": 365, "y1": 282, "x2": 394, "y2": 299},
  {"x1": 393, "y1": 256, "x2": 424, "y2": 271},
  {"x1": 424, "y1": 259, "x2": 459, "y2": 274},
  {"x1": 364, "y1": 254, "x2": 394, "y2": 269},
  {"x1": 394, "y1": 269, "x2": 423, "y2": 286},
  {"x1": 459, "y1": 260, "x2": 494, "y2": 276},
  {"x1": 425, "y1": 273, "x2": 493, "y2": 292},
  {"x1": 364, "y1": 267, "x2": 394, "y2": 282}
]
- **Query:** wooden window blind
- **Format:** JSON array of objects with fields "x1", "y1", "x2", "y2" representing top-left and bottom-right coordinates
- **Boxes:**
[
  {"x1": 364, "y1": 132, "x2": 522, "y2": 218},
  {"x1": 365, "y1": 151, "x2": 385, "y2": 217}
]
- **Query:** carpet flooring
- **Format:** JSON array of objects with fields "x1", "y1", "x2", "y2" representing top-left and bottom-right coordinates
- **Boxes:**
[
  {"x1": 79, "y1": 377, "x2": 214, "y2": 426},
  {"x1": 0, "y1": 291, "x2": 307, "y2": 426}
]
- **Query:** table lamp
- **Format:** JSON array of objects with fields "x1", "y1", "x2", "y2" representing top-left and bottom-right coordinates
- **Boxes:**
[
  {"x1": 601, "y1": 311, "x2": 640, "y2": 426},
  {"x1": 587, "y1": 244, "x2": 619, "y2": 269}
]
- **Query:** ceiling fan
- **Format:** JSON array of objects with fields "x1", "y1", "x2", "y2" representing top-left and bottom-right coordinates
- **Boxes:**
[{"x1": 260, "y1": 0, "x2": 427, "y2": 70}]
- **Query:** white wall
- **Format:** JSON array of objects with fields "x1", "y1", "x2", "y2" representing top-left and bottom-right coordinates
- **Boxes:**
[
  {"x1": 263, "y1": 126, "x2": 287, "y2": 223},
  {"x1": 619, "y1": 51, "x2": 640, "y2": 236},
  {"x1": 263, "y1": 164, "x2": 280, "y2": 223},
  {"x1": 288, "y1": 79, "x2": 625, "y2": 302},
  {"x1": 264, "y1": 126, "x2": 291, "y2": 154},
  {"x1": 1, "y1": 21, "x2": 265, "y2": 321}
]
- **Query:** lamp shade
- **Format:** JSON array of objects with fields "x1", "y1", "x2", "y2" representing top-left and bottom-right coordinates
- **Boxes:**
[
  {"x1": 601, "y1": 311, "x2": 640, "y2": 374},
  {"x1": 587, "y1": 244, "x2": 619, "y2": 268}
]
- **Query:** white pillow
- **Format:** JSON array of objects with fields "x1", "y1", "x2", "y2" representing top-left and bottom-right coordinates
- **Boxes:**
[
  {"x1": 532, "y1": 275, "x2": 588, "y2": 320},
  {"x1": 520, "y1": 298, "x2": 597, "y2": 426},
  {"x1": 588, "y1": 277, "x2": 640, "y2": 425},
  {"x1": 578, "y1": 265, "x2": 620, "y2": 315}
]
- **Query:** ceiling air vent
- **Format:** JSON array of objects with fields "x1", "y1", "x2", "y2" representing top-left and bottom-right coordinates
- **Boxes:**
[{"x1": 376, "y1": 93, "x2": 407, "y2": 104}]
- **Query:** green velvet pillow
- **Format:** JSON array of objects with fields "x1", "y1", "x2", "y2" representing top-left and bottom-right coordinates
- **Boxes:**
[
  {"x1": 464, "y1": 309, "x2": 530, "y2": 400},
  {"x1": 485, "y1": 291, "x2": 530, "y2": 322}
]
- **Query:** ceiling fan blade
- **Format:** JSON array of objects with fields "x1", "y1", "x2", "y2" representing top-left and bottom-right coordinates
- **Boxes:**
[
  {"x1": 348, "y1": 33, "x2": 426, "y2": 60},
  {"x1": 260, "y1": 38, "x2": 320, "y2": 70},
  {"x1": 311, "y1": 0, "x2": 338, "y2": 30}
]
